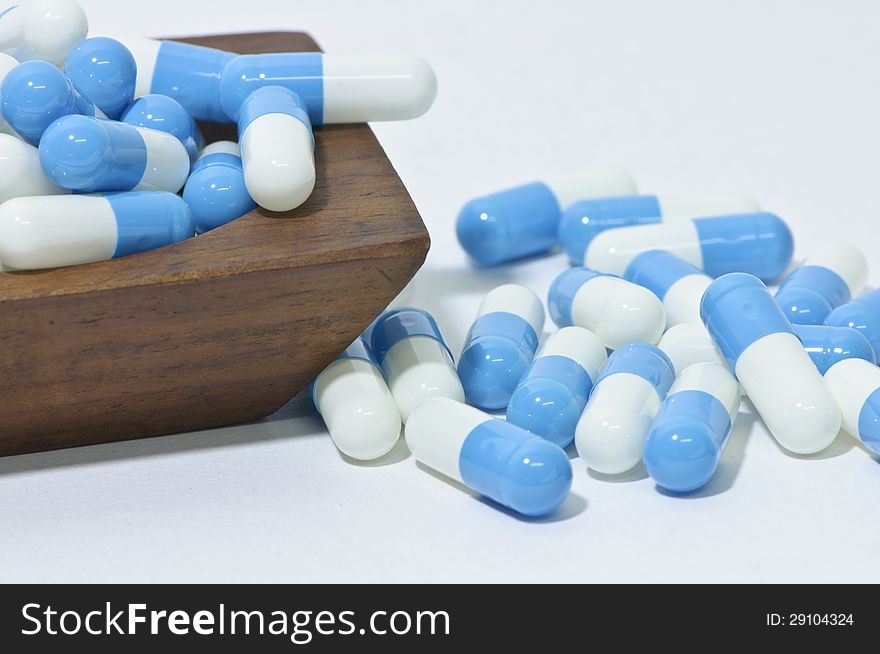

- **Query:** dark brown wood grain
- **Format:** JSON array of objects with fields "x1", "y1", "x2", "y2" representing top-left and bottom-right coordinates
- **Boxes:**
[{"x1": 0, "y1": 32, "x2": 430, "y2": 456}]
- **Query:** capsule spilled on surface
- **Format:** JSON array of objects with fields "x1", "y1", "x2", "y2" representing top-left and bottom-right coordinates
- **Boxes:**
[
  {"x1": 312, "y1": 336, "x2": 403, "y2": 461},
  {"x1": 584, "y1": 212, "x2": 794, "y2": 282},
  {"x1": 701, "y1": 273, "x2": 840, "y2": 454},
  {"x1": 370, "y1": 307, "x2": 465, "y2": 422},
  {"x1": 644, "y1": 362, "x2": 741, "y2": 493},
  {"x1": 407, "y1": 397, "x2": 572, "y2": 517},
  {"x1": 548, "y1": 266, "x2": 666, "y2": 348},
  {"x1": 559, "y1": 193, "x2": 759, "y2": 265}
]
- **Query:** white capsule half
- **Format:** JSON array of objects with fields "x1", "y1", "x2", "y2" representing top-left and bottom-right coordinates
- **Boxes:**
[
  {"x1": 0, "y1": 0, "x2": 88, "y2": 66},
  {"x1": 370, "y1": 308, "x2": 464, "y2": 422},
  {"x1": 823, "y1": 358, "x2": 880, "y2": 455},
  {"x1": 0, "y1": 133, "x2": 68, "y2": 202},
  {"x1": 575, "y1": 343, "x2": 676, "y2": 474},
  {"x1": 548, "y1": 267, "x2": 666, "y2": 348},
  {"x1": 658, "y1": 322, "x2": 727, "y2": 375},
  {"x1": 313, "y1": 338, "x2": 402, "y2": 461}
]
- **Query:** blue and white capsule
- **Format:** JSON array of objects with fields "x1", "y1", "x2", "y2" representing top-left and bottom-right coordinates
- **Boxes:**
[
  {"x1": 0, "y1": 59, "x2": 103, "y2": 145},
  {"x1": 182, "y1": 141, "x2": 255, "y2": 233},
  {"x1": 624, "y1": 249, "x2": 712, "y2": 327},
  {"x1": 111, "y1": 36, "x2": 236, "y2": 124},
  {"x1": 776, "y1": 242, "x2": 867, "y2": 325},
  {"x1": 406, "y1": 397, "x2": 572, "y2": 517},
  {"x1": 0, "y1": 0, "x2": 88, "y2": 66},
  {"x1": 795, "y1": 324, "x2": 876, "y2": 375},
  {"x1": 219, "y1": 52, "x2": 437, "y2": 126},
  {"x1": 584, "y1": 212, "x2": 794, "y2": 282},
  {"x1": 312, "y1": 335, "x2": 402, "y2": 461},
  {"x1": 548, "y1": 267, "x2": 666, "y2": 349},
  {"x1": 506, "y1": 326, "x2": 607, "y2": 448},
  {"x1": 825, "y1": 288, "x2": 880, "y2": 357},
  {"x1": 456, "y1": 170, "x2": 637, "y2": 266},
  {"x1": 235, "y1": 86, "x2": 315, "y2": 212},
  {"x1": 370, "y1": 307, "x2": 465, "y2": 422},
  {"x1": 0, "y1": 192, "x2": 195, "y2": 270},
  {"x1": 39, "y1": 114, "x2": 190, "y2": 193},
  {"x1": 121, "y1": 94, "x2": 203, "y2": 163},
  {"x1": 644, "y1": 362, "x2": 741, "y2": 493},
  {"x1": 823, "y1": 358, "x2": 880, "y2": 456},
  {"x1": 559, "y1": 193, "x2": 760, "y2": 265},
  {"x1": 575, "y1": 342, "x2": 675, "y2": 475},
  {"x1": 457, "y1": 284, "x2": 545, "y2": 411},
  {"x1": 701, "y1": 273, "x2": 840, "y2": 454},
  {"x1": 64, "y1": 37, "x2": 136, "y2": 120}
]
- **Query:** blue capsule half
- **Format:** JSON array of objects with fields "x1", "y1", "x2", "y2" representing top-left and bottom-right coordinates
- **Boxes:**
[
  {"x1": 65, "y1": 37, "x2": 137, "y2": 120},
  {"x1": 0, "y1": 60, "x2": 99, "y2": 145},
  {"x1": 795, "y1": 324, "x2": 876, "y2": 374},
  {"x1": 825, "y1": 288, "x2": 880, "y2": 357},
  {"x1": 121, "y1": 94, "x2": 203, "y2": 163}
]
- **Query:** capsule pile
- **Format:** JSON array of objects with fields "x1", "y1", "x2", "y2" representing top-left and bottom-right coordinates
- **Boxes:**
[
  {"x1": 315, "y1": 169, "x2": 879, "y2": 518},
  {"x1": 0, "y1": 0, "x2": 437, "y2": 270}
]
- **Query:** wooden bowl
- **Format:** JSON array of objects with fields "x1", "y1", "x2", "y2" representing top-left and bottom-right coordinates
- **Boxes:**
[{"x1": 0, "y1": 32, "x2": 430, "y2": 456}]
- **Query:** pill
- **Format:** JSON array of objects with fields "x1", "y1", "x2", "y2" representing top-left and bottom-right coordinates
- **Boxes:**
[
  {"x1": 575, "y1": 342, "x2": 675, "y2": 475},
  {"x1": 701, "y1": 273, "x2": 840, "y2": 454},
  {"x1": 456, "y1": 170, "x2": 637, "y2": 266},
  {"x1": 825, "y1": 288, "x2": 880, "y2": 356},
  {"x1": 406, "y1": 397, "x2": 572, "y2": 517},
  {"x1": 795, "y1": 324, "x2": 876, "y2": 374},
  {"x1": 0, "y1": 133, "x2": 68, "y2": 203},
  {"x1": 370, "y1": 307, "x2": 465, "y2": 422},
  {"x1": 0, "y1": 51, "x2": 18, "y2": 136},
  {"x1": 312, "y1": 335, "x2": 402, "y2": 460},
  {"x1": 1, "y1": 60, "x2": 103, "y2": 145},
  {"x1": 182, "y1": 141, "x2": 255, "y2": 233},
  {"x1": 64, "y1": 37, "x2": 136, "y2": 120},
  {"x1": 644, "y1": 362, "x2": 741, "y2": 493},
  {"x1": 219, "y1": 52, "x2": 437, "y2": 126},
  {"x1": 457, "y1": 284, "x2": 545, "y2": 410},
  {"x1": 39, "y1": 115, "x2": 190, "y2": 193},
  {"x1": 559, "y1": 194, "x2": 760, "y2": 265},
  {"x1": 112, "y1": 35, "x2": 236, "y2": 124},
  {"x1": 823, "y1": 358, "x2": 880, "y2": 455},
  {"x1": 235, "y1": 86, "x2": 315, "y2": 212},
  {"x1": 121, "y1": 94, "x2": 203, "y2": 163},
  {"x1": 584, "y1": 212, "x2": 794, "y2": 282},
  {"x1": 548, "y1": 266, "x2": 666, "y2": 348},
  {"x1": 506, "y1": 326, "x2": 607, "y2": 448},
  {"x1": 658, "y1": 322, "x2": 727, "y2": 375},
  {"x1": 0, "y1": 0, "x2": 87, "y2": 66},
  {"x1": 775, "y1": 241, "x2": 868, "y2": 325},
  {"x1": 0, "y1": 192, "x2": 194, "y2": 270},
  {"x1": 624, "y1": 249, "x2": 712, "y2": 327}
]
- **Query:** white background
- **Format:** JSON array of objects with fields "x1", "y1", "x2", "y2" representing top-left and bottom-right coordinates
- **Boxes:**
[{"x1": 2, "y1": 0, "x2": 879, "y2": 583}]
